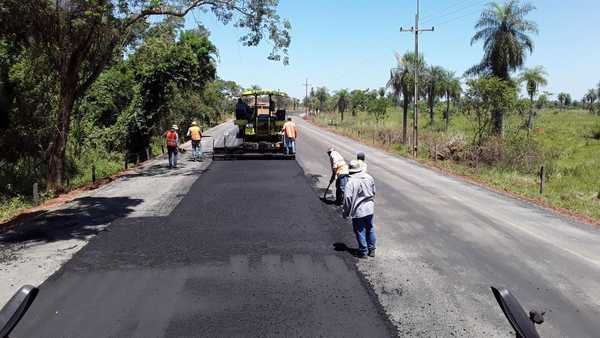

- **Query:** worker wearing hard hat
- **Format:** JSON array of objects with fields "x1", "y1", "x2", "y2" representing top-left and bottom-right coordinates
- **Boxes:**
[
  {"x1": 165, "y1": 125, "x2": 179, "y2": 169},
  {"x1": 187, "y1": 121, "x2": 203, "y2": 161},
  {"x1": 327, "y1": 147, "x2": 349, "y2": 205},
  {"x1": 281, "y1": 117, "x2": 298, "y2": 155},
  {"x1": 343, "y1": 160, "x2": 376, "y2": 258}
]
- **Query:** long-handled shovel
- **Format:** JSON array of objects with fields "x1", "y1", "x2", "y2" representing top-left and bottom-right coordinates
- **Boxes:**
[{"x1": 323, "y1": 180, "x2": 333, "y2": 201}]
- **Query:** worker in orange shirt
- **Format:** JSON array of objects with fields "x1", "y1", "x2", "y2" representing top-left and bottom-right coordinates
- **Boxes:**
[
  {"x1": 164, "y1": 125, "x2": 179, "y2": 169},
  {"x1": 187, "y1": 121, "x2": 202, "y2": 161},
  {"x1": 281, "y1": 117, "x2": 298, "y2": 155}
]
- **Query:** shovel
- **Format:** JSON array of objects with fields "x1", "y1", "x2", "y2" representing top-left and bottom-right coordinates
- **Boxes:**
[{"x1": 323, "y1": 180, "x2": 333, "y2": 201}]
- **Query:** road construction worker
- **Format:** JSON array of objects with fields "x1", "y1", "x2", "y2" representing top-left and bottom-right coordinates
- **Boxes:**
[
  {"x1": 327, "y1": 147, "x2": 349, "y2": 205},
  {"x1": 357, "y1": 152, "x2": 367, "y2": 172},
  {"x1": 343, "y1": 160, "x2": 376, "y2": 258},
  {"x1": 281, "y1": 117, "x2": 298, "y2": 155},
  {"x1": 164, "y1": 125, "x2": 179, "y2": 169},
  {"x1": 187, "y1": 121, "x2": 202, "y2": 161}
]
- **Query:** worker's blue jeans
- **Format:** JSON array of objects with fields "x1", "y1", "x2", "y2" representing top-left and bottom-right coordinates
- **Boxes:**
[
  {"x1": 284, "y1": 137, "x2": 295, "y2": 155},
  {"x1": 335, "y1": 174, "x2": 349, "y2": 205},
  {"x1": 191, "y1": 140, "x2": 202, "y2": 160},
  {"x1": 167, "y1": 147, "x2": 178, "y2": 168},
  {"x1": 352, "y1": 214, "x2": 376, "y2": 256}
]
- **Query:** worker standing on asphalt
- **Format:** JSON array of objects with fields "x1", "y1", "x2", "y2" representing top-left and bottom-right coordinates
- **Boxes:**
[
  {"x1": 357, "y1": 152, "x2": 367, "y2": 172},
  {"x1": 165, "y1": 125, "x2": 179, "y2": 169},
  {"x1": 282, "y1": 117, "x2": 298, "y2": 155},
  {"x1": 343, "y1": 160, "x2": 376, "y2": 259},
  {"x1": 327, "y1": 148, "x2": 349, "y2": 205},
  {"x1": 187, "y1": 121, "x2": 202, "y2": 161}
]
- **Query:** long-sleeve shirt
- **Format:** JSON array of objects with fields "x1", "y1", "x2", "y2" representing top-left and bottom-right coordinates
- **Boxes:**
[
  {"x1": 329, "y1": 151, "x2": 349, "y2": 177},
  {"x1": 343, "y1": 171, "x2": 376, "y2": 219}
]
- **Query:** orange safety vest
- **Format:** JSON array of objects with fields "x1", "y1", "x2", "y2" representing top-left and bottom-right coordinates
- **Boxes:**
[
  {"x1": 282, "y1": 121, "x2": 297, "y2": 139},
  {"x1": 188, "y1": 126, "x2": 202, "y2": 141},
  {"x1": 166, "y1": 130, "x2": 178, "y2": 147}
]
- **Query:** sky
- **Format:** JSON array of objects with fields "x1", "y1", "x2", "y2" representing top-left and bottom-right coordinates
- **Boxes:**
[{"x1": 184, "y1": 0, "x2": 600, "y2": 100}]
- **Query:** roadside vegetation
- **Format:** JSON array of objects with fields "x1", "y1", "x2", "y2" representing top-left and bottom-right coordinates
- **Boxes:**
[
  {"x1": 0, "y1": 1, "x2": 291, "y2": 221},
  {"x1": 307, "y1": 0, "x2": 600, "y2": 221}
]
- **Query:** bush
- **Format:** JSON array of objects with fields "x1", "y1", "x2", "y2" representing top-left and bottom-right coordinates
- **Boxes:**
[{"x1": 589, "y1": 123, "x2": 600, "y2": 140}]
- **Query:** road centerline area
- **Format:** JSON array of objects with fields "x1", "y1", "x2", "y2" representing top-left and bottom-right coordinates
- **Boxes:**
[{"x1": 13, "y1": 159, "x2": 395, "y2": 337}]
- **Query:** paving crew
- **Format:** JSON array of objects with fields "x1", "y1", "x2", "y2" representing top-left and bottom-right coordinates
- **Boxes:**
[
  {"x1": 343, "y1": 160, "x2": 377, "y2": 258},
  {"x1": 187, "y1": 121, "x2": 203, "y2": 161},
  {"x1": 327, "y1": 147, "x2": 349, "y2": 205},
  {"x1": 281, "y1": 117, "x2": 298, "y2": 155},
  {"x1": 164, "y1": 125, "x2": 179, "y2": 169},
  {"x1": 357, "y1": 152, "x2": 367, "y2": 172}
]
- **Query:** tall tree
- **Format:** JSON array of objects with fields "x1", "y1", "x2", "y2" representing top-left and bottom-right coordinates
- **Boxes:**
[
  {"x1": 468, "y1": 0, "x2": 538, "y2": 135},
  {"x1": 425, "y1": 65, "x2": 445, "y2": 126},
  {"x1": 584, "y1": 89, "x2": 597, "y2": 114},
  {"x1": 440, "y1": 70, "x2": 462, "y2": 131},
  {"x1": 315, "y1": 87, "x2": 329, "y2": 114},
  {"x1": 519, "y1": 66, "x2": 547, "y2": 129},
  {"x1": 387, "y1": 52, "x2": 425, "y2": 144},
  {"x1": 335, "y1": 89, "x2": 350, "y2": 121},
  {"x1": 0, "y1": 0, "x2": 291, "y2": 192}
]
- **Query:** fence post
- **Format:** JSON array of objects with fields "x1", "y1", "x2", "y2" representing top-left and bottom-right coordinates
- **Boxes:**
[
  {"x1": 125, "y1": 154, "x2": 128, "y2": 170},
  {"x1": 434, "y1": 144, "x2": 438, "y2": 162},
  {"x1": 33, "y1": 183, "x2": 39, "y2": 206},
  {"x1": 92, "y1": 165, "x2": 96, "y2": 184},
  {"x1": 372, "y1": 131, "x2": 375, "y2": 145},
  {"x1": 146, "y1": 148, "x2": 151, "y2": 161},
  {"x1": 539, "y1": 165, "x2": 545, "y2": 195}
]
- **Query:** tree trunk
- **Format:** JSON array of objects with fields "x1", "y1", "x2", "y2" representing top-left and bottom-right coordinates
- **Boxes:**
[
  {"x1": 341, "y1": 108, "x2": 344, "y2": 122},
  {"x1": 491, "y1": 110, "x2": 504, "y2": 136},
  {"x1": 428, "y1": 93, "x2": 434, "y2": 126},
  {"x1": 402, "y1": 96, "x2": 409, "y2": 144},
  {"x1": 47, "y1": 83, "x2": 77, "y2": 192},
  {"x1": 445, "y1": 93, "x2": 450, "y2": 131},
  {"x1": 527, "y1": 95, "x2": 534, "y2": 131}
]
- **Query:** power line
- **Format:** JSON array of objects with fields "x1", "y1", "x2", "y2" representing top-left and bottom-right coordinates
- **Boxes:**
[
  {"x1": 420, "y1": 0, "x2": 479, "y2": 21},
  {"x1": 428, "y1": 6, "x2": 484, "y2": 27},
  {"x1": 302, "y1": 78, "x2": 312, "y2": 114},
  {"x1": 421, "y1": 0, "x2": 487, "y2": 25},
  {"x1": 400, "y1": 0, "x2": 434, "y2": 158}
]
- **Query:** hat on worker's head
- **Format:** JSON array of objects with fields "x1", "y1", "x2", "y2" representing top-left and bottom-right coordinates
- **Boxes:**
[
  {"x1": 327, "y1": 147, "x2": 335, "y2": 154},
  {"x1": 348, "y1": 160, "x2": 363, "y2": 174},
  {"x1": 172, "y1": 124, "x2": 179, "y2": 130},
  {"x1": 191, "y1": 121, "x2": 197, "y2": 126},
  {"x1": 357, "y1": 152, "x2": 365, "y2": 161}
]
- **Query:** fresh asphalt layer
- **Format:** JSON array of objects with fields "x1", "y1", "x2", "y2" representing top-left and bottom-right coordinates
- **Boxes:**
[{"x1": 12, "y1": 159, "x2": 395, "y2": 337}]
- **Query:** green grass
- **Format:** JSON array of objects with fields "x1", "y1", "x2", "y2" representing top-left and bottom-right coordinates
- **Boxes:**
[{"x1": 313, "y1": 107, "x2": 600, "y2": 221}]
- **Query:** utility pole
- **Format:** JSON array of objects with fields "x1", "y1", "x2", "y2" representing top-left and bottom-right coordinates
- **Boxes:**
[
  {"x1": 401, "y1": 0, "x2": 434, "y2": 157},
  {"x1": 302, "y1": 78, "x2": 311, "y2": 114}
]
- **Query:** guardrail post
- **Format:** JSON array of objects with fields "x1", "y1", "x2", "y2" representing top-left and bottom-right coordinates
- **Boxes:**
[{"x1": 33, "y1": 183, "x2": 39, "y2": 206}]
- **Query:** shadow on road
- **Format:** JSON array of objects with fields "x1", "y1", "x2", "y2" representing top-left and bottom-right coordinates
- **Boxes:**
[
  {"x1": 333, "y1": 242, "x2": 361, "y2": 257},
  {"x1": 0, "y1": 196, "x2": 143, "y2": 245}
]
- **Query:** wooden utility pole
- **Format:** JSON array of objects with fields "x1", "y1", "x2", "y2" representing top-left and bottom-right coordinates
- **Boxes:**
[
  {"x1": 302, "y1": 78, "x2": 311, "y2": 114},
  {"x1": 401, "y1": 0, "x2": 434, "y2": 157}
]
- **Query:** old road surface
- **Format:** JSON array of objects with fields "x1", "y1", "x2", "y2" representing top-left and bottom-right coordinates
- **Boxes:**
[
  {"x1": 293, "y1": 114, "x2": 600, "y2": 337},
  {"x1": 6, "y1": 116, "x2": 600, "y2": 337}
]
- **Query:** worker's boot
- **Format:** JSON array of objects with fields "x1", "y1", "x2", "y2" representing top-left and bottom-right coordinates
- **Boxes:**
[{"x1": 368, "y1": 249, "x2": 376, "y2": 258}]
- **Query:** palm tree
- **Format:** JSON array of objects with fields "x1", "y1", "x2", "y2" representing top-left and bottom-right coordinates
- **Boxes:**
[
  {"x1": 336, "y1": 89, "x2": 350, "y2": 121},
  {"x1": 557, "y1": 92, "x2": 569, "y2": 108},
  {"x1": 425, "y1": 66, "x2": 446, "y2": 126},
  {"x1": 440, "y1": 70, "x2": 462, "y2": 131},
  {"x1": 387, "y1": 52, "x2": 426, "y2": 144},
  {"x1": 519, "y1": 66, "x2": 548, "y2": 129},
  {"x1": 584, "y1": 89, "x2": 597, "y2": 113},
  {"x1": 469, "y1": 0, "x2": 538, "y2": 135}
]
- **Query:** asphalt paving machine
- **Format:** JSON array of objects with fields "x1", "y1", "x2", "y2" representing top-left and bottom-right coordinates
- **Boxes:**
[{"x1": 213, "y1": 89, "x2": 294, "y2": 160}]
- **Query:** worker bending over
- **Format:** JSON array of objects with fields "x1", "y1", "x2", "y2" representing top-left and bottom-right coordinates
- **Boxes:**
[
  {"x1": 187, "y1": 121, "x2": 202, "y2": 161},
  {"x1": 327, "y1": 148, "x2": 349, "y2": 205},
  {"x1": 165, "y1": 125, "x2": 179, "y2": 169},
  {"x1": 281, "y1": 117, "x2": 298, "y2": 155},
  {"x1": 343, "y1": 160, "x2": 377, "y2": 258}
]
